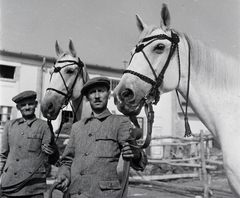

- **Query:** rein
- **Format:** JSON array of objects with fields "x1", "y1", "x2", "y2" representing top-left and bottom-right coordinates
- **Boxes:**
[
  {"x1": 46, "y1": 57, "x2": 87, "y2": 142},
  {"x1": 47, "y1": 58, "x2": 85, "y2": 114},
  {"x1": 124, "y1": 30, "x2": 192, "y2": 141},
  {"x1": 124, "y1": 31, "x2": 179, "y2": 105}
]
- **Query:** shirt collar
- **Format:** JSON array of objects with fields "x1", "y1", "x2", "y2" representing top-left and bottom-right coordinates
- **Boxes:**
[
  {"x1": 84, "y1": 108, "x2": 111, "y2": 124},
  {"x1": 18, "y1": 115, "x2": 37, "y2": 126}
]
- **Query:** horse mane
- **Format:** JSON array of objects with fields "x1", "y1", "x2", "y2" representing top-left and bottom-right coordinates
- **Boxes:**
[{"x1": 177, "y1": 31, "x2": 240, "y2": 91}]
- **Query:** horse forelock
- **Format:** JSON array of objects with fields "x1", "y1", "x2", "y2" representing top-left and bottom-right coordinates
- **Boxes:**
[
  {"x1": 56, "y1": 52, "x2": 78, "y2": 63},
  {"x1": 181, "y1": 32, "x2": 240, "y2": 91},
  {"x1": 139, "y1": 25, "x2": 158, "y2": 40}
]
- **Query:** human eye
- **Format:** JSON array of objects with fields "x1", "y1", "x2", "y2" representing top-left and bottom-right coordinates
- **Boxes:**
[{"x1": 20, "y1": 103, "x2": 27, "y2": 107}]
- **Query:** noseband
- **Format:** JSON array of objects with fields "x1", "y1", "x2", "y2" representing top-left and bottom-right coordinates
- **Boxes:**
[
  {"x1": 123, "y1": 31, "x2": 180, "y2": 105},
  {"x1": 47, "y1": 57, "x2": 86, "y2": 106},
  {"x1": 124, "y1": 31, "x2": 193, "y2": 137}
]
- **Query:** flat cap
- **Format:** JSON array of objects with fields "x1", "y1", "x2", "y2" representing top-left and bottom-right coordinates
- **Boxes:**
[
  {"x1": 81, "y1": 77, "x2": 110, "y2": 96},
  {"x1": 12, "y1": 90, "x2": 37, "y2": 103}
]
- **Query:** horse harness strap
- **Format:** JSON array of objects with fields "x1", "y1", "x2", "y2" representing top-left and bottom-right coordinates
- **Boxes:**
[
  {"x1": 124, "y1": 31, "x2": 180, "y2": 105},
  {"x1": 47, "y1": 58, "x2": 84, "y2": 104}
]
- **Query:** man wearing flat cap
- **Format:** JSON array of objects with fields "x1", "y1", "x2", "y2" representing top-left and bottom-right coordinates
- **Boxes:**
[
  {"x1": 55, "y1": 77, "x2": 147, "y2": 197},
  {"x1": 0, "y1": 90, "x2": 59, "y2": 197}
]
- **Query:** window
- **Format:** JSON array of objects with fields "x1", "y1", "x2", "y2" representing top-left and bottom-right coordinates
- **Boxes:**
[
  {"x1": 0, "y1": 106, "x2": 12, "y2": 129},
  {"x1": 110, "y1": 79, "x2": 120, "y2": 91},
  {"x1": 62, "y1": 110, "x2": 74, "y2": 123},
  {"x1": 0, "y1": 65, "x2": 16, "y2": 79}
]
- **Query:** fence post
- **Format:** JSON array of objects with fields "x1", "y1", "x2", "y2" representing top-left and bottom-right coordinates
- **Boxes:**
[{"x1": 200, "y1": 131, "x2": 210, "y2": 198}]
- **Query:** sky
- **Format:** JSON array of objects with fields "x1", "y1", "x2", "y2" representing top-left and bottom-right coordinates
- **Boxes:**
[{"x1": 0, "y1": 0, "x2": 240, "y2": 69}]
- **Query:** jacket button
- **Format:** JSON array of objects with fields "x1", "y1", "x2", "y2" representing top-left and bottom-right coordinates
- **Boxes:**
[
  {"x1": 88, "y1": 133, "x2": 92, "y2": 137},
  {"x1": 21, "y1": 131, "x2": 24, "y2": 135},
  {"x1": 78, "y1": 190, "x2": 81, "y2": 195},
  {"x1": 80, "y1": 171, "x2": 84, "y2": 175},
  {"x1": 84, "y1": 153, "x2": 89, "y2": 156},
  {"x1": 16, "y1": 159, "x2": 19, "y2": 162},
  {"x1": 14, "y1": 172, "x2": 17, "y2": 175}
]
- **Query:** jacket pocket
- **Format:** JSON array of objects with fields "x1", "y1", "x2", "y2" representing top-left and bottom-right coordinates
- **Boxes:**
[
  {"x1": 95, "y1": 132, "x2": 118, "y2": 158},
  {"x1": 99, "y1": 180, "x2": 121, "y2": 190},
  {"x1": 27, "y1": 136, "x2": 41, "y2": 152}
]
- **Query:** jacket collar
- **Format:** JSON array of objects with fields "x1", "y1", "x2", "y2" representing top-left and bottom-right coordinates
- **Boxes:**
[
  {"x1": 84, "y1": 108, "x2": 111, "y2": 124},
  {"x1": 18, "y1": 115, "x2": 37, "y2": 126}
]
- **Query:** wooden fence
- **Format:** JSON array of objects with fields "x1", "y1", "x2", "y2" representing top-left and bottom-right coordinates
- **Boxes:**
[{"x1": 129, "y1": 131, "x2": 233, "y2": 198}]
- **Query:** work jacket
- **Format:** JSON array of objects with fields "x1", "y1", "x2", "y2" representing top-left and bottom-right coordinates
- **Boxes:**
[
  {"x1": 57, "y1": 109, "x2": 147, "y2": 198},
  {"x1": 0, "y1": 116, "x2": 59, "y2": 196}
]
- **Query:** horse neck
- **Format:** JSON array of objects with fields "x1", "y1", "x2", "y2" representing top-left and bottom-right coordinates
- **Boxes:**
[
  {"x1": 176, "y1": 34, "x2": 240, "y2": 139},
  {"x1": 71, "y1": 96, "x2": 91, "y2": 121},
  {"x1": 71, "y1": 71, "x2": 91, "y2": 121}
]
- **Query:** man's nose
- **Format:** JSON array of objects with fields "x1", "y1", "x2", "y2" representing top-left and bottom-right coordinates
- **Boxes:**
[{"x1": 95, "y1": 91, "x2": 100, "y2": 97}]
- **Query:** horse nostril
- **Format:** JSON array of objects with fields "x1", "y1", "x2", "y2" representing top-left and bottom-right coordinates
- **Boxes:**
[
  {"x1": 121, "y1": 88, "x2": 135, "y2": 104},
  {"x1": 47, "y1": 103, "x2": 54, "y2": 112}
]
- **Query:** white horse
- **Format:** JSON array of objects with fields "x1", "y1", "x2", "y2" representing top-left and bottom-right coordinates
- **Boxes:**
[
  {"x1": 114, "y1": 4, "x2": 240, "y2": 197},
  {"x1": 41, "y1": 40, "x2": 131, "y2": 197},
  {"x1": 41, "y1": 39, "x2": 91, "y2": 121}
]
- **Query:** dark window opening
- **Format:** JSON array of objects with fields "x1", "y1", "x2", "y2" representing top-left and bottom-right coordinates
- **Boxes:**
[{"x1": 0, "y1": 65, "x2": 16, "y2": 79}]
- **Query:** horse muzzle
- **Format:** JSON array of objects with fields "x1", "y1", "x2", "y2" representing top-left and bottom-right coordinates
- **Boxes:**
[{"x1": 114, "y1": 90, "x2": 145, "y2": 116}]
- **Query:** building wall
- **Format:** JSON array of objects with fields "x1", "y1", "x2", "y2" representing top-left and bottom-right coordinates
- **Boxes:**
[{"x1": 0, "y1": 50, "x2": 209, "y2": 158}]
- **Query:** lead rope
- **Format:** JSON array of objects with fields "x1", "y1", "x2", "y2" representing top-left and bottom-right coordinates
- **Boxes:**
[
  {"x1": 175, "y1": 39, "x2": 193, "y2": 137},
  {"x1": 118, "y1": 102, "x2": 154, "y2": 198}
]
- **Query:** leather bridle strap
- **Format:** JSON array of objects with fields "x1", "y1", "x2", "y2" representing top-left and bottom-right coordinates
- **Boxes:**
[
  {"x1": 47, "y1": 58, "x2": 84, "y2": 102},
  {"x1": 129, "y1": 103, "x2": 154, "y2": 149},
  {"x1": 124, "y1": 31, "x2": 179, "y2": 105}
]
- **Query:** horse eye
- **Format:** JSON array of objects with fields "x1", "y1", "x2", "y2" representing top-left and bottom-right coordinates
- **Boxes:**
[
  {"x1": 66, "y1": 69, "x2": 75, "y2": 74},
  {"x1": 154, "y1": 43, "x2": 165, "y2": 54}
]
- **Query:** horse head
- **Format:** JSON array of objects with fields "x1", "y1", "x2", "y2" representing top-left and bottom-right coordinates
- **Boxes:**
[
  {"x1": 114, "y1": 4, "x2": 182, "y2": 116},
  {"x1": 41, "y1": 39, "x2": 89, "y2": 120}
]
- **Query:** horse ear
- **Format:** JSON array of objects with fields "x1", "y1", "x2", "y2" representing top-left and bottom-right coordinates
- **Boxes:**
[
  {"x1": 55, "y1": 40, "x2": 64, "y2": 56},
  {"x1": 160, "y1": 3, "x2": 171, "y2": 31},
  {"x1": 69, "y1": 39, "x2": 77, "y2": 57},
  {"x1": 136, "y1": 15, "x2": 148, "y2": 32}
]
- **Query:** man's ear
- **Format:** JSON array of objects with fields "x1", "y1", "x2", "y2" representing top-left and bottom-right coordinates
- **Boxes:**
[
  {"x1": 86, "y1": 95, "x2": 90, "y2": 101},
  {"x1": 35, "y1": 101, "x2": 38, "y2": 107},
  {"x1": 16, "y1": 104, "x2": 20, "y2": 110}
]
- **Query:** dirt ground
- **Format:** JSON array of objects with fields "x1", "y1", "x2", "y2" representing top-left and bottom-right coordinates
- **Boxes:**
[
  {"x1": 45, "y1": 146, "x2": 236, "y2": 198},
  {"x1": 45, "y1": 173, "x2": 235, "y2": 198}
]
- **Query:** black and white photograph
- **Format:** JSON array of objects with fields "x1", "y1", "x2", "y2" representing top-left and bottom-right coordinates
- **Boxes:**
[{"x1": 0, "y1": 1, "x2": 239, "y2": 197}]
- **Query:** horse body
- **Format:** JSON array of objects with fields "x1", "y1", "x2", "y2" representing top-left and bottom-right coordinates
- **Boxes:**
[
  {"x1": 41, "y1": 40, "x2": 91, "y2": 121},
  {"x1": 113, "y1": 4, "x2": 240, "y2": 196}
]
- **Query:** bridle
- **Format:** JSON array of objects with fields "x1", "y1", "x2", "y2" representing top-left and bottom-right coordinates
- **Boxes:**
[
  {"x1": 46, "y1": 57, "x2": 87, "y2": 142},
  {"x1": 124, "y1": 31, "x2": 180, "y2": 105},
  {"x1": 47, "y1": 57, "x2": 87, "y2": 116},
  {"x1": 123, "y1": 30, "x2": 192, "y2": 150},
  {"x1": 48, "y1": 57, "x2": 85, "y2": 104}
]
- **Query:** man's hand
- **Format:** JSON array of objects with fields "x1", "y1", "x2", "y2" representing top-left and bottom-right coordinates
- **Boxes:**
[
  {"x1": 122, "y1": 142, "x2": 141, "y2": 160},
  {"x1": 41, "y1": 144, "x2": 56, "y2": 155},
  {"x1": 55, "y1": 175, "x2": 70, "y2": 193}
]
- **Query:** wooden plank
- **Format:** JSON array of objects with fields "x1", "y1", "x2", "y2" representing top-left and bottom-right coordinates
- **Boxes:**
[
  {"x1": 150, "y1": 142, "x2": 197, "y2": 146},
  {"x1": 148, "y1": 156, "x2": 200, "y2": 163},
  {"x1": 131, "y1": 172, "x2": 199, "y2": 181},
  {"x1": 205, "y1": 159, "x2": 223, "y2": 166},
  {"x1": 148, "y1": 160, "x2": 217, "y2": 170},
  {"x1": 129, "y1": 178, "x2": 204, "y2": 192}
]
